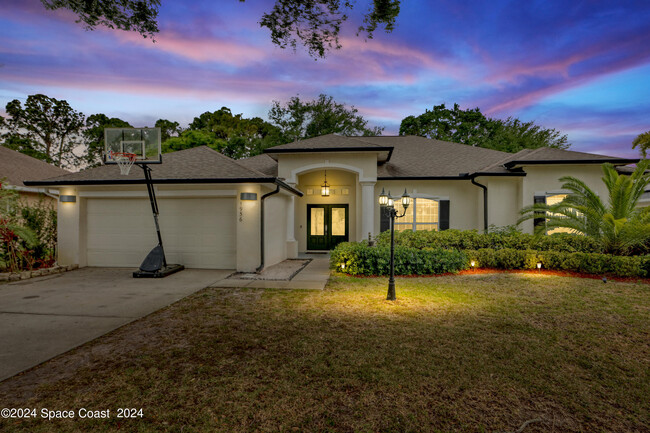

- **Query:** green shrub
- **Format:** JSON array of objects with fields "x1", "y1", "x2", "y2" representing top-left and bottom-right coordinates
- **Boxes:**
[
  {"x1": 331, "y1": 242, "x2": 467, "y2": 276},
  {"x1": 375, "y1": 230, "x2": 604, "y2": 254}
]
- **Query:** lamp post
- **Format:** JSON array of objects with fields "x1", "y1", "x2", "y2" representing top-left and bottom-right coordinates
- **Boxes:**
[{"x1": 379, "y1": 188, "x2": 411, "y2": 301}]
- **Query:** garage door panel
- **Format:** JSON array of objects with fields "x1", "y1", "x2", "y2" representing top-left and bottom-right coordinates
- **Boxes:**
[{"x1": 86, "y1": 197, "x2": 235, "y2": 269}]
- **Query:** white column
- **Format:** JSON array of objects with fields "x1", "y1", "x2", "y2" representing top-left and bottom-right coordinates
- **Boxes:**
[
  {"x1": 286, "y1": 190, "x2": 298, "y2": 258},
  {"x1": 360, "y1": 181, "x2": 376, "y2": 241}
]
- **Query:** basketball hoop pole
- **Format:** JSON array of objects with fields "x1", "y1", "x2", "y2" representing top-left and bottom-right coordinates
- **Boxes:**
[
  {"x1": 140, "y1": 164, "x2": 167, "y2": 268},
  {"x1": 132, "y1": 163, "x2": 183, "y2": 278}
]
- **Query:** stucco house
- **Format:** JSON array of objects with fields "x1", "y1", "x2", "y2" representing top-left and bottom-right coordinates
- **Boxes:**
[
  {"x1": 25, "y1": 134, "x2": 637, "y2": 272},
  {"x1": 0, "y1": 145, "x2": 69, "y2": 205}
]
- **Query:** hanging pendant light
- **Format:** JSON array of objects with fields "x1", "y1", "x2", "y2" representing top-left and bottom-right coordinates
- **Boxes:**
[{"x1": 321, "y1": 170, "x2": 330, "y2": 197}]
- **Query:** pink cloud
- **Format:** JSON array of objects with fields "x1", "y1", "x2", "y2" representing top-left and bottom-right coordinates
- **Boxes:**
[{"x1": 113, "y1": 31, "x2": 268, "y2": 67}]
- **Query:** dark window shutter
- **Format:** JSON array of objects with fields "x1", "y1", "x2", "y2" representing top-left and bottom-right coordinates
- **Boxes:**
[
  {"x1": 439, "y1": 200, "x2": 450, "y2": 231},
  {"x1": 380, "y1": 206, "x2": 390, "y2": 232},
  {"x1": 534, "y1": 195, "x2": 546, "y2": 228}
]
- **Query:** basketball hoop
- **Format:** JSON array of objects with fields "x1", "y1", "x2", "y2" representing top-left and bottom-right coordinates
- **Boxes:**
[{"x1": 111, "y1": 152, "x2": 137, "y2": 175}]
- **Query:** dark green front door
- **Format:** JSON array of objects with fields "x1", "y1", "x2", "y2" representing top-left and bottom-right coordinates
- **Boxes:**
[{"x1": 307, "y1": 204, "x2": 349, "y2": 250}]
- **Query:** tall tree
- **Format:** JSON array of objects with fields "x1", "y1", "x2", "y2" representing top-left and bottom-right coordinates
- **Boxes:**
[
  {"x1": 399, "y1": 103, "x2": 569, "y2": 152},
  {"x1": 83, "y1": 114, "x2": 132, "y2": 167},
  {"x1": 155, "y1": 119, "x2": 183, "y2": 142},
  {"x1": 269, "y1": 94, "x2": 383, "y2": 142},
  {"x1": 163, "y1": 107, "x2": 282, "y2": 159},
  {"x1": 2, "y1": 94, "x2": 85, "y2": 168},
  {"x1": 632, "y1": 130, "x2": 650, "y2": 158},
  {"x1": 399, "y1": 103, "x2": 490, "y2": 146},
  {"x1": 518, "y1": 160, "x2": 650, "y2": 255},
  {"x1": 39, "y1": 0, "x2": 400, "y2": 58}
]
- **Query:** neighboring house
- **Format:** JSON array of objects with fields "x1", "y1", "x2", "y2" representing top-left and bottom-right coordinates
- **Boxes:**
[
  {"x1": 25, "y1": 134, "x2": 637, "y2": 272},
  {"x1": 0, "y1": 145, "x2": 69, "y2": 206}
]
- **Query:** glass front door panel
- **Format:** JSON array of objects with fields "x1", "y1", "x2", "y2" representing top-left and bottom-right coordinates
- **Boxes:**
[
  {"x1": 310, "y1": 207, "x2": 325, "y2": 236},
  {"x1": 331, "y1": 207, "x2": 346, "y2": 236}
]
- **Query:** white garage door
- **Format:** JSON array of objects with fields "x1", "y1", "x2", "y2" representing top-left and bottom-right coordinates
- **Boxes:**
[{"x1": 86, "y1": 197, "x2": 236, "y2": 269}]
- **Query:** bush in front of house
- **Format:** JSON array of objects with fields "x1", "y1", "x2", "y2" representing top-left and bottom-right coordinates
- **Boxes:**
[
  {"x1": 330, "y1": 242, "x2": 467, "y2": 276},
  {"x1": 375, "y1": 229, "x2": 605, "y2": 254},
  {"x1": 464, "y1": 248, "x2": 649, "y2": 278},
  {"x1": 331, "y1": 240, "x2": 649, "y2": 278}
]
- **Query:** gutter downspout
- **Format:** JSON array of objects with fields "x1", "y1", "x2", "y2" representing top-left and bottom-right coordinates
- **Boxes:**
[
  {"x1": 470, "y1": 176, "x2": 488, "y2": 232},
  {"x1": 256, "y1": 184, "x2": 281, "y2": 272}
]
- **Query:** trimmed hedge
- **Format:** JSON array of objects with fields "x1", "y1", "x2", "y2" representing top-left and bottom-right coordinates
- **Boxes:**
[
  {"x1": 375, "y1": 229, "x2": 604, "y2": 254},
  {"x1": 330, "y1": 242, "x2": 467, "y2": 276},
  {"x1": 331, "y1": 242, "x2": 650, "y2": 278},
  {"x1": 463, "y1": 248, "x2": 649, "y2": 278}
]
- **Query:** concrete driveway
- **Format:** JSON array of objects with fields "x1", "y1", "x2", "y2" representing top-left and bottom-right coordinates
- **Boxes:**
[{"x1": 0, "y1": 267, "x2": 231, "y2": 381}]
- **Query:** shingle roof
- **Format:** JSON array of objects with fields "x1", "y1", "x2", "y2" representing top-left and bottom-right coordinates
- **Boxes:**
[
  {"x1": 237, "y1": 154, "x2": 278, "y2": 176},
  {"x1": 265, "y1": 134, "x2": 387, "y2": 151},
  {"x1": 25, "y1": 146, "x2": 274, "y2": 185},
  {"x1": 355, "y1": 136, "x2": 514, "y2": 178},
  {"x1": 0, "y1": 146, "x2": 69, "y2": 187},
  {"x1": 502, "y1": 147, "x2": 637, "y2": 168}
]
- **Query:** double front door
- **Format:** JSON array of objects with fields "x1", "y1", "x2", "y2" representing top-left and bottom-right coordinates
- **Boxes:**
[{"x1": 307, "y1": 204, "x2": 349, "y2": 250}]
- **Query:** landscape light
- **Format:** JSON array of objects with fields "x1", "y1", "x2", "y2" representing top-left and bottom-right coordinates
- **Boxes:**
[{"x1": 381, "y1": 189, "x2": 412, "y2": 301}]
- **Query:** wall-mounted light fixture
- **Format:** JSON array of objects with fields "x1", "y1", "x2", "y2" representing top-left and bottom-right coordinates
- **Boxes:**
[
  {"x1": 240, "y1": 192, "x2": 258, "y2": 201},
  {"x1": 59, "y1": 195, "x2": 77, "y2": 203},
  {"x1": 321, "y1": 171, "x2": 330, "y2": 197}
]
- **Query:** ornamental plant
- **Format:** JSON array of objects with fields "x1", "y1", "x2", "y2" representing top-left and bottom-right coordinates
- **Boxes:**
[{"x1": 519, "y1": 160, "x2": 650, "y2": 255}]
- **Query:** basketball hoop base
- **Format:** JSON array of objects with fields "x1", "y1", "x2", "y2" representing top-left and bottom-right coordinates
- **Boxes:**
[{"x1": 133, "y1": 264, "x2": 185, "y2": 278}]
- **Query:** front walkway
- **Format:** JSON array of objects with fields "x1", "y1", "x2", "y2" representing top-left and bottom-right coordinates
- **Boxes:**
[{"x1": 210, "y1": 257, "x2": 330, "y2": 290}]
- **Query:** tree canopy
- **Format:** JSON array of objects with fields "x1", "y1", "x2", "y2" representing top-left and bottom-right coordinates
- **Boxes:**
[
  {"x1": 269, "y1": 94, "x2": 383, "y2": 143},
  {"x1": 40, "y1": 0, "x2": 160, "y2": 39},
  {"x1": 399, "y1": 103, "x2": 569, "y2": 153},
  {"x1": 2, "y1": 94, "x2": 85, "y2": 168},
  {"x1": 632, "y1": 130, "x2": 650, "y2": 158},
  {"x1": 39, "y1": 0, "x2": 401, "y2": 58},
  {"x1": 162, "y1": 107, "x2": 283, "y2": 159},
  {"x1": 83, "y1": 114, "x2": 132, "y2": 167}
]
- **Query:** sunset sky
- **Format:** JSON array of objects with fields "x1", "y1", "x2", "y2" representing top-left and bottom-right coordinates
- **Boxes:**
[{"x1": 1, "y1": 0, "x2": 649, "y2": 157}]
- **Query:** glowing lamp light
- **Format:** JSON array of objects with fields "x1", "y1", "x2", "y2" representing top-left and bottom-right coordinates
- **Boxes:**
[
  {"x1": 401, "y1": 189, "x2": 411, "y2": 209},
  {"x1": 537, "y1": 262, "x2": 542, "y2": 270},
  {"x1": 378, "y1": 188, "x2": 388, "y2": 206},
  {"x1": 341, "y1": 263, "x2": 346, "y2": 270},
  {"x1": 471, "y1": 260, "x2": 476, "y2": 268},
  {"x1": 321, "y1": 171, "x2": 330, "y2": 197},
  {"x1": 387, "y1": 191, "x2": 394, "y2": 208}
]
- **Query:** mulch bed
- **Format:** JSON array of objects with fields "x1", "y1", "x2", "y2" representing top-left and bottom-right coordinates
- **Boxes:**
[{"x1": 342, "y1": 268, "x2": 650, "y2": 284}]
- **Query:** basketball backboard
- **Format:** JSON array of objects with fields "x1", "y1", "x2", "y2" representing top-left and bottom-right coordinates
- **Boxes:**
[{"x1": 104, "y1": 127, "x2": 162, "y2": 164}]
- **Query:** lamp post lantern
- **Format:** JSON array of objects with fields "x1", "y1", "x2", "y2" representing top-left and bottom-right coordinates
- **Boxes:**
[{"x1": 379, "y1": 188, "x2": 411, "y2": 301}]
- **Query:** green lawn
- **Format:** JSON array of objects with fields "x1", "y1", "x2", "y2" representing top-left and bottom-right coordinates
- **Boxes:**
[{"x1": 0, "y1": 273, "x2": 648, "y2": 432}]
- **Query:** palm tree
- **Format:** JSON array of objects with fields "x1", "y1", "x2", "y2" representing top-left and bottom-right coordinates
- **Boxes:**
[
  {"x1": 518, "y1": 160, "x2": 650, "y2": 255},
  {"x1": 632, "y1": 130, "x2": 650, "y2": 158}
]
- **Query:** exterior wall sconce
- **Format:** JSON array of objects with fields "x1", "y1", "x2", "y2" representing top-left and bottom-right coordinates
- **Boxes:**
[
  {"x1": 321, "y1": 171, "x2": 330, "y2": 197},
  {"x1": 59, "y1": 195, "x2": 77, "y2": 203},
  {"x1": 240, "y1": 193, "x2": 258, "y2": 201},
  {"x1": 378, "y1": 188, "x2": 411, "y2": 301}
]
